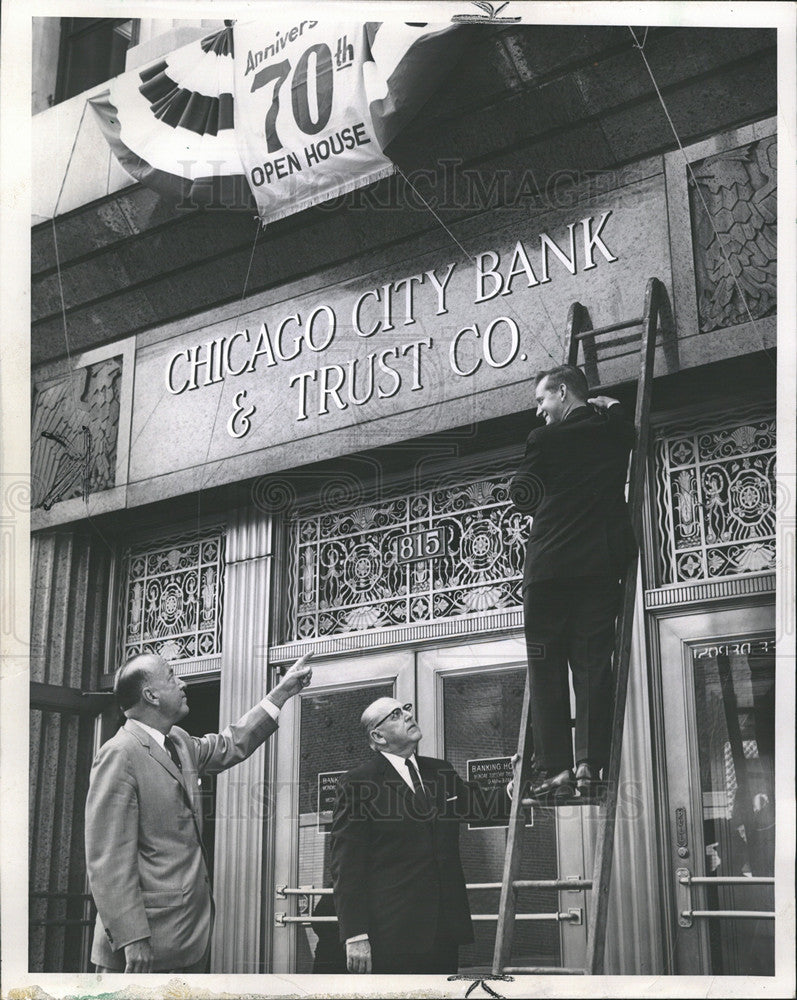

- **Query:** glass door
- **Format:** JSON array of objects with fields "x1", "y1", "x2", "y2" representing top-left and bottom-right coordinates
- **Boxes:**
[
  {"x1": 658, "y1": 603, "x2": 776, "y2": 975},
  {"x1": 270, "y1": 649, "x2": 414, "y2": 973},
  {"x1": 417, "y1": 636, "x2": 566, "y2": 973}
]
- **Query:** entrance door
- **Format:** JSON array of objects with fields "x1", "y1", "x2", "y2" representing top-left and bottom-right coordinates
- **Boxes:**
[
  {"x1": 270, "y1": 649, "x2": 414, "y2": 973},
  {"x1": 658, "y1": 603, "x2": 776, "y2": 975},
  {"x1": 418, "y1": 636, "x2": 571, "y2": 973},
  {"x1": 270, "y1": 637, "x2": 569, "y2": 974}
]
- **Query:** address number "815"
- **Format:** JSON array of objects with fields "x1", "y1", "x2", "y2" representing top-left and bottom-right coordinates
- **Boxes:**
[{"x1": 396, "y1": 527, "x2": 448, "y2": 564}]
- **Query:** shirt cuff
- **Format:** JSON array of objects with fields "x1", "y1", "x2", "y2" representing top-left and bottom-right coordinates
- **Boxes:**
[
  {"x1": 259, "y1": 697, "x2": 280, "y2": 721},
  {"x1": 347, "y1": 934, "x2": 369, "y2": 944}
]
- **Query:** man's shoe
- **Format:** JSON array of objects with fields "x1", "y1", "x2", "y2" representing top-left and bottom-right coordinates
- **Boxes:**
[
  {"x1": 575, "y1": 761, "x2": 600, "y2": 795},
  {"x1": 528, "y1": 767, "x2": 574, "y2": 799}
]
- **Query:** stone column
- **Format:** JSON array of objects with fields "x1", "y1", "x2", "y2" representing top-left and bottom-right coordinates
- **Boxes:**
[
  {"x1": 210, "y1": 507, "x2": 273, "y2": 973},
  {"x1": 28, "y1": 526, "x2": 112, "y2": 971}
]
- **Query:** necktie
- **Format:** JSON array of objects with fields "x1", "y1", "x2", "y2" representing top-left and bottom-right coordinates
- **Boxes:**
[
  {"x1": 164, "y1": 735, "x2": 182, "y2": 771},
  {"x1": 405, "y1": 757, "x2": 428, "y2": 809}
]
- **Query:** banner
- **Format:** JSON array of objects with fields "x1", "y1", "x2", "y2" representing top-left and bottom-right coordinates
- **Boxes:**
[
  {"x1": 233, "y1": 21, "x2": 394, "y2": 222},
  {"x1": 89, "y1": 26, "x2": 251, "y2": 210},
  {"x1": 89, "y1": 20, "x2": 468, "y2": 224}
]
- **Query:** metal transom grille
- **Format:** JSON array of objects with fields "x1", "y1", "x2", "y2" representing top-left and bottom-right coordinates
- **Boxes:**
[
  {"x1": 286, "y1": 474, "x2": 527, "y2": 641},
  {"x1": 654, "y1": 411, "x2": 775, "y2": 584},
  {"x1": 120, "y1": 531, "x2": 225, "y2": 664}
]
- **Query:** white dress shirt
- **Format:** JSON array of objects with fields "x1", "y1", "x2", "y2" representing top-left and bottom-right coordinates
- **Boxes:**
[{"x1": 379, "y1": 750, "x2": 425, "y2": 792}]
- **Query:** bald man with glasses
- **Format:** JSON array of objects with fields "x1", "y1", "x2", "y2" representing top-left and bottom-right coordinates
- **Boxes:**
[{"x1": 330, "y1": 696, "x2": 501, "y2": 975}]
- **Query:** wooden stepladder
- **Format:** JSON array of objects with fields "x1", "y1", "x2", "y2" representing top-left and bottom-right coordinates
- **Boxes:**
[{"x1": 492, "y1": 277, "x2": 677, "y2": 976}]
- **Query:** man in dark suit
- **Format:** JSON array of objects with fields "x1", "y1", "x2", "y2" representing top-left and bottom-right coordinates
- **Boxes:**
[
  {"x1": 330, "y1": 697, "x2": 499, "y2": 975},
  {"x1": 510, "y1": 364, "x2": 635, "y2": 797},
  {"x1": 85, "y1": 651, "x2": 312, "y2": 973}
]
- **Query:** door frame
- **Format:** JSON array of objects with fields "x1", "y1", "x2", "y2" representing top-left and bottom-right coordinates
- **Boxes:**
[
  {"x1": 653, "y1": 598, "x2": 776, "y2": 975},
  {"x1": 416, "y1": 633, "x2": 527, "y2": 756},
  {"x1": 269, "y1": 648, "x2": 415, "y2": 972},
  {"x1": 417, "y1": 632, "x2": 588, "y2": 970}
]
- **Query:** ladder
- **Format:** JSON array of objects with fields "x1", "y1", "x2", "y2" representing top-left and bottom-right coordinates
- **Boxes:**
[{"x1": 492, "y1": 276, "x2": 677, "y2": 976}]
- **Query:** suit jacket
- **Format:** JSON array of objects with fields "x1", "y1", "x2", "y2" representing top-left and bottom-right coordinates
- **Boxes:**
[
  {"x1": 330, "y1": 752, "x2": 499, "y2": 953},
  {"x1": 85, "y1": 703, "x2": 278, "y2": 971},
  {"x1": 510, "y1": 403, "x2": 636, "y2": 585}
]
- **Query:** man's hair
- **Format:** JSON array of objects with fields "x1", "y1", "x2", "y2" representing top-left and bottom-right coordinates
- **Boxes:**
[
  {"x1": 361, "y1": 699, "x2": 390, "y2": 750},
  {"x1": 114, "y1": 653, "x2": 156, "y2": 712},
  {"x1": 535, "y1": 364, "x2": 589, "y2": 401}
]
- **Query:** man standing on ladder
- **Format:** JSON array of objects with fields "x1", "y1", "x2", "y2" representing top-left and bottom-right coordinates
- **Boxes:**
[{"x1": 510, "y1": 364, "x2": 636, "y2": 798}]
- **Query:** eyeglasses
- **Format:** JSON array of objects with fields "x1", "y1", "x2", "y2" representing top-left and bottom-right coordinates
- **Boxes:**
[{"x1": 372, "y1": 702, "x2": 413, "y2": 729}]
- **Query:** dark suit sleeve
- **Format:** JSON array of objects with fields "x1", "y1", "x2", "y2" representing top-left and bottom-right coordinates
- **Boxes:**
[
  {"x1": 330, "y1": 776, "x2": 371, "y2": 942},
  {"x1": 509, "y1": 429, "x2": 545, "y2": 514},
  {"x1": 605, "y1": 402, "x2": 636, "y2": 449}
]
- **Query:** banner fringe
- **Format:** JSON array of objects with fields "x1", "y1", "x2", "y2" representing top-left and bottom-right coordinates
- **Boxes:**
[{"x1": 256, "y1": 164, "x2": 397, "y2": 226}]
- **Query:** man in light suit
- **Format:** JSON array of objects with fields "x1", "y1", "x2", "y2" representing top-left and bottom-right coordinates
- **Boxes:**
[
  {"x1": 510, "y1": 364, "x2": 635, "y2": 797},
  {"x1": 85, "y1": 650, "x2": 312, "y2": 973},
  {"x1": 330, "y1": 697, "x2": 502, "y2": 975}
]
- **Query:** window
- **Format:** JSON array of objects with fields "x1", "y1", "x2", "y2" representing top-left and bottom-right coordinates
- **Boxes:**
[
  {"x1": 286, "y1": 468, "x2": 527, "y2": 641},
  {"x1": 653, "y1": 407, "x2": 775, "y2": 584},
  {"x1": 118, "y1": 529, "x2": 225, "y2": 673},
  {"x1": 55, "y1": 18, "x2": 138, "y2": 104}
]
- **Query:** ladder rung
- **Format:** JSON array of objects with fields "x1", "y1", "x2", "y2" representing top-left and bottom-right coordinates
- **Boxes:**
[
  {"x1": 520, "y1": 797, "x2": 604, "y2": 808},
  {"x1": 573, "y1": 316, "x2": 643, "y2": 339},
  {"x1": 502, "y1": 966, "x2": 586, "y2": 975},
  {"x1": 468, "y1": 879, "x2": 591, "y2": 890},
  {"x1": 513, "y1": 879, "x2": 592, "y2": 890},
  {"x1": 472, "y1": 912, "x2": 571, "y2": 921},
  {"x1": 593, "y1": 332, "x2": 643, "y2": 351}
]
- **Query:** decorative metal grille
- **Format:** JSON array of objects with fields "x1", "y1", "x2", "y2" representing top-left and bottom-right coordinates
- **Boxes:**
[
  {"x1": 120, "y1": 530, "x2": 225, "y2": 663},
  {"x1": 286, "y1": 473, "x2": 527, "y2": 641},
  {"x1": 654, "y1": 411, "x2": 775, "y2": 584}
]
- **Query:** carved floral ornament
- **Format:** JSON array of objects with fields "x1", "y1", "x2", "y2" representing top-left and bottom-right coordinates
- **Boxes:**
[{"x1": 289, "y1": 410, "x2": 777, "y2": 643}]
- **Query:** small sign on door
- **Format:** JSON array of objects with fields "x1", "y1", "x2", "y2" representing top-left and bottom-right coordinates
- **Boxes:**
[
  {"x1": 466, "y1": 756, "x2": 533, "y2": 830},
  {"x1": 317, "y1": 770, "x2": 345, "y2": 833}
]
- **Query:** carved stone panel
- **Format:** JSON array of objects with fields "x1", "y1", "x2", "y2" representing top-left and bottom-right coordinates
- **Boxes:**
[
  {"x1": 688, "y1": 136, "x2": 776, "y2": 333},
  {"x1": 31, "y1": 357, "x2": 122, "y2": 510}
]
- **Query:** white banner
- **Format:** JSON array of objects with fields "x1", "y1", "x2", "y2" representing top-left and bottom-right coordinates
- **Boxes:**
[
  {"x1": 234, "y1": 21, "x2": 395, "y2": 223},
  {"x1": 91, "y1": 20, "x2": 467, "y2": 223}
]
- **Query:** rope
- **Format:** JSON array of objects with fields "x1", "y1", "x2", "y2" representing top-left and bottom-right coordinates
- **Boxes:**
[
  {"x1": 448, "y1": 974, "x2": 514, "y2": 998},
  {"x1": 627, "y1": 26, "x2": 774, "y2": 366},
  {"x1": 46, "y1": 97, "x2": 115, "y2": 555},
  {"x1": 396, "y1": 164, "x2": 562, "y2": 363},
  {"x1": 195, "y1": 218, "x2": 263, "y2": 524},
  {"x1": 51, "y1": 98, "x2": 90, "y2": 398}
]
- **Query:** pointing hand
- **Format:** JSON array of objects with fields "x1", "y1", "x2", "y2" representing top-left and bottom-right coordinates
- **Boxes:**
[{"x1": 268, "y1": 653, "x2": 314, "y2": 707}]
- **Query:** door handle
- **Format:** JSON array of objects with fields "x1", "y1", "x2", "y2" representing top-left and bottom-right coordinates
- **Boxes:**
[
  {"x1": 676, "y1": 867, "x2": 693, "y2": 927},
  {"x1": 674, "y1": 805, "x2": 692, "y2": 928}
]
